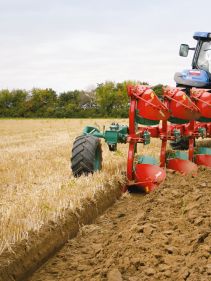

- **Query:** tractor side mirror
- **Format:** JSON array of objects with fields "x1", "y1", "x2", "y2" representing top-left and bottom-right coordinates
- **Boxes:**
[{"x1": 179, "y1": 44, "x2": 189, "y2": 57}]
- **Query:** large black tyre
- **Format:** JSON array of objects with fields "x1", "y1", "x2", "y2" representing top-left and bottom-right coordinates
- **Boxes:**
[{"x1": 71, "y1": 135, "x2": 102, "y2": 177}]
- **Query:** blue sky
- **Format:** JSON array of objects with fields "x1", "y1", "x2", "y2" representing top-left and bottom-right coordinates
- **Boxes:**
[{"x1": 0, "y1": 0, "x2": 210, "y2": 92}]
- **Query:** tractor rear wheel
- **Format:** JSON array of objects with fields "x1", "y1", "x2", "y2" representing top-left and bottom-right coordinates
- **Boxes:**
[{"x1": 71, "y1": 135, "x2": 102, "y2": 177}]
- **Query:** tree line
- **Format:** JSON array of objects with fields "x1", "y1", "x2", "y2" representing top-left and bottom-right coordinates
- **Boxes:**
[{"x1": 0, "y1": 81, "x2": 163, "y2": 118}]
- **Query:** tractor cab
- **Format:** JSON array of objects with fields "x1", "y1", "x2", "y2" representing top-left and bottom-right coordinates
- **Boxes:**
[{"x1": 174, "y1": 32, "x2": 211, "y2": 88}]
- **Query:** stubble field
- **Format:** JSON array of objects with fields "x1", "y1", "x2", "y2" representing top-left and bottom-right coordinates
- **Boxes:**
[
  {"x1": 0, "y1": 119, "x2": 161, "y2": 255},
  {"x1": 1, "y1": 119, "x2": 210, "y2": 281}
]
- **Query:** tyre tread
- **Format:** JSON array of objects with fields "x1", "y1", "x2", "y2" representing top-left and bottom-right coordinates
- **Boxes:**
[{"x1": 71, "y1": 135, "x2": 102, "y2": 177}]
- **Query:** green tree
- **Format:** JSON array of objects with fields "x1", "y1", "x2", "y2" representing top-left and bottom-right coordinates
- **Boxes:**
[
  {"x1": 0, "y1": 89, "x2": 28, "y2": 117},
  {"x1": 152, "y1": 84, "x2": 164, "y2": 97},
  {"x1": 29, "y1": 88, "x2": 58, "y2": 117},
  {"x1": 57, "y1": 90, "x2": 82, "y2": 117},
  {"x1": 0, "y1": 80, "x2": 151, "y2": 118},
  {"x1": 95, "y1": 80, "x2": 146, "y2": 117},
  {"x1": 96, "y1": 81, "x2": 119, "y2": 117}
]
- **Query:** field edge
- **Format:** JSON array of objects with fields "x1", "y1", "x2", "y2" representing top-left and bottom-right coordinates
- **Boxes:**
[{"x1": 0, "y1": 183, "x2": 122, "y2": 281}]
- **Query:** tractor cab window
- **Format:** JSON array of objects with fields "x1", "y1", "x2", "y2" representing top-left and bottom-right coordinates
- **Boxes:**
[{"x1": 197, "y1": 41, "x2": 211, "y2": 73}]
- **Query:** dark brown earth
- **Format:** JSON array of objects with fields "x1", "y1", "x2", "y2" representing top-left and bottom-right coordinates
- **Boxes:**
[{"x1": 28, "y1": 167, "x2": 211, "y2": 281}]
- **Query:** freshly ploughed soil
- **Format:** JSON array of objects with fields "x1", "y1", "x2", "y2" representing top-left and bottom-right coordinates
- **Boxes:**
[{"x1": 29, "y1": 168, "x2": 211, "y2": 281}]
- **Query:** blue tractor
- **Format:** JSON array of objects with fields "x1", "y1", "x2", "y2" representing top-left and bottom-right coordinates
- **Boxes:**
[
  {"x1": 171, "y1": 32, "x2": 211, "y2": 150},
  {"x1": 175, "y1": 32, "x2": 211, "y2": 89}
]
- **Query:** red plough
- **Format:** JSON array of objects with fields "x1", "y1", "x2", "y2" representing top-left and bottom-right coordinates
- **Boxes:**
[{"x1": 71, "y1": 86, "x2": 211, "y2": 193}]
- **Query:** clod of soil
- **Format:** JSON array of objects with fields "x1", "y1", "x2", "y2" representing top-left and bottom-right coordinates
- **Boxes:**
[{"x1": 29, "y1": 167, "x2": 211, "y2": 281}]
